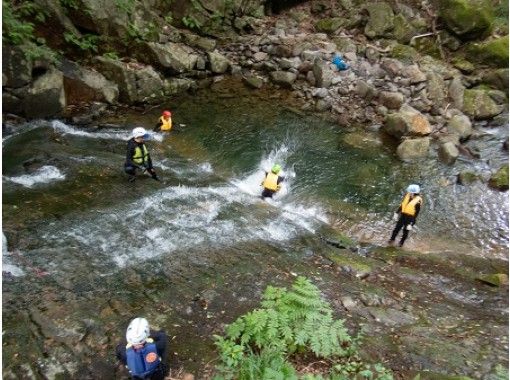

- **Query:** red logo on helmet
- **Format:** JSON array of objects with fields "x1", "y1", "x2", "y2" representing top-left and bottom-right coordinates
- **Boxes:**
[{"x1": 163, "y1": 110, "x2": 171, "y2": 117}]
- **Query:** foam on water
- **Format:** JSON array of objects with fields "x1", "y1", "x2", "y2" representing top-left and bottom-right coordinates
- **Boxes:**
[
  {"x1": 4, "y1": 166, "x2": 65, "y2": 188},
  {"x1": 51, "y1": 120, "x2": 164, "y2": 142},
  {"x1": 2, "y1": 232, "x2": 24, "y2": 277}
]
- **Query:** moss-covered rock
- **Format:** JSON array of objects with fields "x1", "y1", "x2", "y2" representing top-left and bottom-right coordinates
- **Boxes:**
[
  {"x1": 482, "y1": 68, "x2": 509, "y2": 92},
  {"x1": 412, "y1": 37, "x2": 442, "y2": 58},
  {"x1": 364, "y1": 2, "x2": 394, "y2": 38},
  {"x1": 315, "y1": 17, "x2": 344, "y2": 34},
  {"x1": 392, "y1": 14, "x2": 417, "y2": 44},
  {"x1": 437, "y1": 0, "x2": 493, "y2": 40},
  {"x1": 476, "y1": 273, "x2": 509, "y2": 286},
  {"x1": 488, "y1": 164, "x2": 509, "y2": 191},
  {"x1": 391, "y1": 44, "x2": 419, "y2": 63},
  {"x1": 457, "y1": 171, "x2": 480, "y2": 184},
  {"x1": 466, "y1": 36, "x2": 509, "y2": 68},
  {"x1": 397, "y1": 138, "x2": 431, "y2": 160},
  {"x1": 451, "y1": 57, "x2": 475, "y2": 73},
  {"x1": 463, "y1": 88, "x2": 504, "y2": 119}
]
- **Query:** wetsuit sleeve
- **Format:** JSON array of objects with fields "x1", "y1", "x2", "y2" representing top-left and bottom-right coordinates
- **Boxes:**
[
  {"x1": 125, "y1": 140, "x2": 136, "y2": 167},
  {"x1": 146, "y1": 151, "x2": 153, "y2": 170},
  {"x1": 413, "y1": 202, "x2": 421, "y2": 224},
  {"x1": 277, "y1": 176, "x2": 285, "y2": 184},
  {"x1": 153, "y1": 121, "x2": 163, "y2": 132},
  {"x1": 151, "y1": 330, "x2": 168, "y2": 357},
  {"x1": 115, "y1": 342, "x2": 127, "y2": 365}
]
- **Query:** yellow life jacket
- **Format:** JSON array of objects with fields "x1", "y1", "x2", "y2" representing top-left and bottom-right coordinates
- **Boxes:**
[
  {"x1": 132, "y1": 144, "x2": 149, "y2": 165},
  {"x1": 263, "y1": 172, "x2": 280, "y2": 191},
  {"x1": 159, "y1": 116, "x2": 172, "y2": 131},
  {"x1": 401, "y1": 193, "x2": 422, "y2": 216}
]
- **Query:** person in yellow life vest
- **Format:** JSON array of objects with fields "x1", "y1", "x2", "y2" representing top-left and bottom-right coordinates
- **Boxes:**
[
  {"x1": 124, "y1": 127, "x2": 159, "y2": 182},
  {"x1": 389, "y1": 184, "x2": 422, "y2": 247},
  {"x1": 153, "y1": 110, "x2": 172, "y2": 132},
  {"x1": 261, "y1": 164, "x2": 285, "y2": 199}
]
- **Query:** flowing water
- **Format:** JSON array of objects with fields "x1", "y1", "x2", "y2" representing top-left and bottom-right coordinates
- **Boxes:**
[{"x1": 2, "y1": 87, "x2": 508, "y2": 378}]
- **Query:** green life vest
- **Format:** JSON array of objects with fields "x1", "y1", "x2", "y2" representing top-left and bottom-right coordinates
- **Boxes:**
[{"x1": 132, "y1": 144, "x2": 149, "y2": 165}]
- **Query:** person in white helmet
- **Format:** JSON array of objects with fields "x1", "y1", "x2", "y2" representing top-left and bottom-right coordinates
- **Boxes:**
[
  {"x1": 115, "y1": 317, "x2": 168, "y2": 379},
  {"x1": 124, "y1": 127, "x2": 159, "y2": 182},
  {"x1": 388, "y1": 184, "x2": 423, "y2": 247}
]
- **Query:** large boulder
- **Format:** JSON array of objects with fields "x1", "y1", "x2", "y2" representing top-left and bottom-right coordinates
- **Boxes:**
[
  {"x1": 313, "y1": 59, "x2": 335, "y2": 88},
  {"x1": 447, "y1": 113, "x2": 472, "y2": 139},
  {"x1": 364, "y1": 2, "x2": 395, "y2": 39},
  {"x1": 438, "y1": 142, "x2": 459, "y2": 164},
  {"x1": 466, "y1": 36, "x2": 509, "y2": 68},
  {"x1": 59, "y1": 60, "x2": 118, "y2": 105},
  {"x1": 143, "y1": 42, "x2": 199, "y2": 74},
  {"x1": 269, "y1": 71, "x2": 297, "y2": 88},
  {"x1": 94, "y1": 57, "x2": 164, "y2": 103},
  {"x1": 488, "y1": 164, "x2": 509, "y2": 191},
  {"x1": 208, "y1": 51, "x2": 231, "y2": 74},
  {"x1": 3, "y1": 45, "x2": 32, "y2": 88},
  {"x1": 163, "y1": 78, "x2": 195, "y2": 95},
  {"x1": 437, "y1": 0, "x2": 493, "y2": 40},
  {"x1": 482, "y1": 68, "x2": 509, "y2": 92},
  {"x1": 392, "y1": 14, "x2": 418, "y2": 44},
  {"x1": 397, "y1": 138, "x2": 431, "y2": 160},
  {"x1": 180, "y1": 31, "x2": 216, "y2": 52},
  {"x1": 23, "y1": 69, "x2": 65, "y2": 118},
  {"x1": 463, "y1": 88, "x2": 504, "y2": 119},
  {"x1": 384, "y1": 104, "x2": 432, "y2": 138}
]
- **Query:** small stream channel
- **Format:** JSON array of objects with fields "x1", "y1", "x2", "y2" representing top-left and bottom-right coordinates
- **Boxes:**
[{"x1": 2, "y1": 83, "x2": 508, "y2": 379}]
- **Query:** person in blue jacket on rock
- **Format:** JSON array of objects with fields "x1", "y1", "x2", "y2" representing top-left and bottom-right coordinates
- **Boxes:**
[{"x1": 116, "y1": 317, "x2": 168, "y2": 380}]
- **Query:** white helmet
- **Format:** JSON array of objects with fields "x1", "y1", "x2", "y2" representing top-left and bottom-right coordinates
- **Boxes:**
[
  {"x1": 132, "y1": 127, "x2": 148, "y2": 139},
  {"x1": 406, "y1": 184, "x2": 420, "y2": 194},
  {"x1": 126, "y1": 317, "x2": 150, "y2": 345}
]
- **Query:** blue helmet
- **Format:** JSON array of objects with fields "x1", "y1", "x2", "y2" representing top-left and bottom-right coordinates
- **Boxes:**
[{"x1": 406, "y1": 184, "x2": 420, "y2": 194}]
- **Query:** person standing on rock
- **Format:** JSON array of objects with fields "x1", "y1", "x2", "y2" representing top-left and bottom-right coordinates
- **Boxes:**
[
  {"x1": 388, "y1": 184, "x2": 422, "y2": 247},
  {"x1": 125, "y1": 127, "x2": 159, "y2": 182},
  {"x1": 261, "y1": 164, "x2": 285, "y2": 199},
  {"x1": 153, "y1": 110, "x2": 172, "y2": 132},
  {"x1": 116, "y1": 317, "x2": 168, "y2": 380}
]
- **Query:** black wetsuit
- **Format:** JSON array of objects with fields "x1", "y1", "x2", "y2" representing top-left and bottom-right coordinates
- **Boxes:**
[
  {"x1": 389, "y1": 196, "x2": 421, "y2": 246},
  {"x1": 116, "y1": 330, "x2": 168, "y2": 380}
]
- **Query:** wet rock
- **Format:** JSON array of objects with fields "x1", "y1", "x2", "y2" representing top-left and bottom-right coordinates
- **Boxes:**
[
  {"x1": 312, "y1": 59, "x2": 335, "y2": 88},
  {"x1": 449, "y1": 77, "x2": 465, "y2": 109},
  {"x1": 403, "y1": 65, "x2": 427, "y2": 84},
  {"x1": 59, "y1": 60, "x2": 118, "y2": 105},
  {"x1": 481, "y1": 68, "x2": 509, "y2": 92},
  {"x1": 367, "y1": 307, "x2": 416, "y2": 326},
  {"x1": 378, "y1": 91, "x2": 404, "y2": 110},
  {"x1": 476, "y1": 273, "x2": 509, "y2": 286},
  {"x1": 3, "y1": 45, "x2": 32, "y2": 88},
  {"x1": 384, "y1": 104, "x2": 432, "y2": 138},
  {"x1": 180, "y1": 31, "x2": 216, "y2": 52},
  {"x1": 397, "y1": 137, "x2": 431, "y2": 160},
  {"x1": 438, "y1": 142, "x2": 459, "y2": 164},
  {"x1": 23, "y1": 69, "x2": 65, "y2": 119},
  {"x1": 243, "y1": 74, "x2": 264, "y2": 89},
  {"x1": 355, "y1": 80, "x2": 377, "y2": 100},
  {"x1": 466, "y1": 36, "x2": 509, "y2": 68},
  {"x1": 208, "y1": 51, "x2": 231, "y2": 74},
  {"x1": 447, "y1": 113, "x2": 472, "y2": 140},
  {"x1": 364, "y1": 2, "x2": 394, "y2": 39},
  {"x1": 163, "y1": 78, "x2": 194, "y2": 95},
  {"x1": 3, "y1": 91, "x2": 25, "y2": 115},
  {"x1": 381, "y1": 58, "x2": 404, "y2": 77},
  {"x1": 488, "y1": 164, "x2": 509, "y2": 191},
  {"x1": 463, "y1": 89, "x2": 504, "y2": 119},
  {"x1": 457, "y1": 171, "x2": 480, "y2": 184},
  {"x1": 269, "y1": 71, "x2": 297, "y2": 88},
  {"x1": 144, "y1": 42, "x2": 198, "y2": 73},
  {"x1": 437, "y1": 0, "x2": 493, "y2": 40}
]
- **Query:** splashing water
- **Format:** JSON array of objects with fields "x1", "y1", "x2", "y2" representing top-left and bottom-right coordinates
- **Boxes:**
[{"x1": 4, "y1": 166, "x2": 65, "y2": 188}]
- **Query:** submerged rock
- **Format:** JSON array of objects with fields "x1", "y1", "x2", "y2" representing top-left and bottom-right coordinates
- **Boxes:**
[{"x1": 488, "y1": 164, "x2": 509, "y2": 191}]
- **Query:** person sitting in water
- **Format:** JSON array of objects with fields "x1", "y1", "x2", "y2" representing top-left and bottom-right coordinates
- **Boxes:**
[
  {"x1": 261, "y1": 164, "x2": 285, "y2": 199},
  {"x1": 153, "y1": 110, "x2": 172, "y2": 132},
  {"x1": 388, "y1": 184, "x2": 422, "y2": 247},
  {"x1": 124, "y1": 127, "x2": 159, "y2": 182},
  {"x1": 116, "y1": 317, "x2": 168, "y2": 380}
]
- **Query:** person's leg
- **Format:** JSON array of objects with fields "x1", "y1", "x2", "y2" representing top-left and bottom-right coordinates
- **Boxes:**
[
  {"x1": 390, "y1": 216, "x2": 404, "y2": 241},
  {"x1": 261, "y1": 189, "x2": 274, "y2": 199},
  {"x1": 125, "y1": 166, "x2": 137, "y2": 182},
  {"x1": 399, "y1": 216, "x2": 412, "y2": 246}
]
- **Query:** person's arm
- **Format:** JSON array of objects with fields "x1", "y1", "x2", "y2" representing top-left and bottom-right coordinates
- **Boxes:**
[
  {"x1": 153, "y1": 120, "x2": 163, "y2": 132},
  {"x1": 115, "y1": 342, "x2": 127, "y2": 365},
  {"x1": 413, "y1": 202, "x2": 421, "y2": 224},
  {"x1": 151, "y1": 330, "x2": 168, "y2": 356},
  {"x1": 277, "y1": 176, "x2": 285, "y2": 184},
  {"x1": 125, "y1": 140, "x2": 136, "y2": 167}
]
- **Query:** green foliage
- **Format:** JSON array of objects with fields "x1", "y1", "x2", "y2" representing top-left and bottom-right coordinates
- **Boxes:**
[
  {"x1": 214, "y1": 277, "x2": 393, "y2": 380},
  {"x1": 164, "y1": 13, "x2": 174, "y2": 24},
  {"x1": 3, "y1": 2, "x2": 35, "y2": 45},
  {"x1": 63, "y1": 32, "x2": 100, "y2": 52},
  {"x1": 102, "y1": 51, "x2": 120, "y2": 60},
  {"x1": 59, "y1": 0, "x2": 79, "y2": 10},
  {"x1": 182, "y1": 15, "x2": 202, "y2": 30},
  {"x1": 493, "y1": 364, "x2": 509, "y2": 380},
  {"x1": 115, "y1": 0, "x2": 136, "y2": 14}
]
